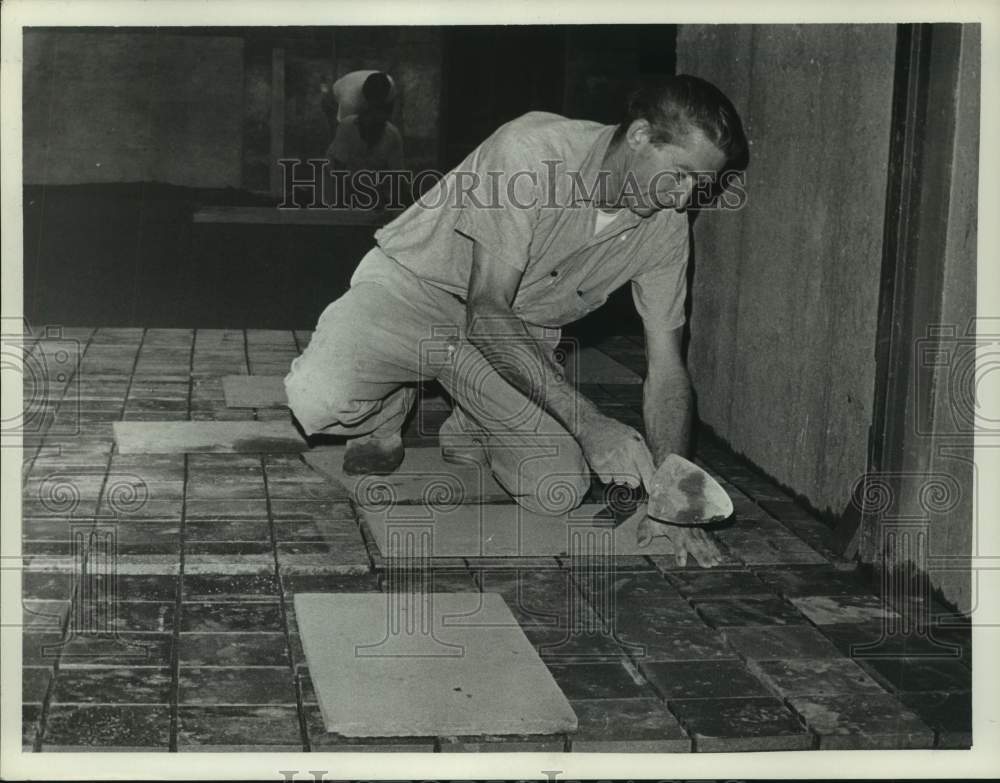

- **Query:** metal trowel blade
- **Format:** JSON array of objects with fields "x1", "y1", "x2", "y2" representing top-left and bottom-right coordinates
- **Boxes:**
[{"x1": 646, "y1": 454, "x2": 733, "y2": 526}]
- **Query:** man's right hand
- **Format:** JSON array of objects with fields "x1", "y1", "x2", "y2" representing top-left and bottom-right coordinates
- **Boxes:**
[{"x1": 578, "y1": 413, "x2": 656, "y2": 489}]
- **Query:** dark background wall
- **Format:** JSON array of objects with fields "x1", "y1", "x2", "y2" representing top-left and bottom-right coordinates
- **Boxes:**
[
  {"x1": 23, "y1": 29, "x2": 245, "y2": 187},
  {"x1": 22, "y1": 25, "x2": 675, "y2": 332}
]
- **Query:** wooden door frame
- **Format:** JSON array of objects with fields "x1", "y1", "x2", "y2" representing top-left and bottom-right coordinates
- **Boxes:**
[{"x1": 836, "y1": 23, "x2": 969, "y2": 561}]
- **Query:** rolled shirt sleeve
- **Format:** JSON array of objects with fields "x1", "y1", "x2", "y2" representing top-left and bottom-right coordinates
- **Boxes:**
[
  {"x1": 453, "y1": 124, "x2": 544, "y2": 275},
  {"x1": 631, "y1": 226, "x2": 691, "y2": 331}
]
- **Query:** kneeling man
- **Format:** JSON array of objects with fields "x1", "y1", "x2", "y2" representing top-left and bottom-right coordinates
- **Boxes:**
[{"x1": 285, "y1": 75, "x2": 748, "y2": 566}]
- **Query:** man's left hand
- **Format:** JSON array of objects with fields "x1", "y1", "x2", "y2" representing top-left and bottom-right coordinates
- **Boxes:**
[{"x1": 638, "y1": 516, "x2": 725, "y2": 567}]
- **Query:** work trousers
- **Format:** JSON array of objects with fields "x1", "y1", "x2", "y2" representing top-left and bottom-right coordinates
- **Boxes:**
[{"x1": 284, "y1": 247, "x2": 590, "y2": 515}]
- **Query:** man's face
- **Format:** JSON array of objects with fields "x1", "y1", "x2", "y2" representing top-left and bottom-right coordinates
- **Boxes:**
[{"x1": 622, "y1": 122, "x2": 727, "y2": 217}]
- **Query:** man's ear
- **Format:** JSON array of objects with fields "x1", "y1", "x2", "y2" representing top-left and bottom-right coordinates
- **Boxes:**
[{"x1": 626, "y1": 119, "x2": 652, "y2": 150}]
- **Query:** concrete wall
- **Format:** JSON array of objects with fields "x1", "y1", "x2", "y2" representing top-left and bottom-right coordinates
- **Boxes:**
[
  {"x1": 23, "y1": 30, "x2": 244, "y2": 188},
  {"x1": 678, "y1": 25, "x2": 896, "y2": 517}
]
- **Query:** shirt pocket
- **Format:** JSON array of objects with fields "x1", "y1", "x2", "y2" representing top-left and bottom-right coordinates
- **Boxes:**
[{"x1": 539, "y1": 287, "x2": 607, "y2": 325}]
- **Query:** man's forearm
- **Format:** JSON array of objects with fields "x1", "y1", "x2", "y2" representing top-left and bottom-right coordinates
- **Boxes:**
[
  {"x1": 643, "y1": 370, "x2": 693, "y2": 463},
  {"x1": 465, "y1": 309, "x2": 601, "y2": 438}
]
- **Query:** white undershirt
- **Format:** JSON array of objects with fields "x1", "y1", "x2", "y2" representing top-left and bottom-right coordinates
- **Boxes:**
[{"x1": 593, "y1": 208, "x2": 622, "y2": 235}]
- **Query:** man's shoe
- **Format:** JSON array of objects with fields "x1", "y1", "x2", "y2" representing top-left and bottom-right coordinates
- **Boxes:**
[
  {"x1": 343, "y1": 432, "x2": 405, "y2": 476},
  {"x1": 438, "y1": 410, "x2": 489, "y2": 467}
]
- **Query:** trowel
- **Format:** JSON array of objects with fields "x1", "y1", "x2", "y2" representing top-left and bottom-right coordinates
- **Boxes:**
[{"x1": 636, "y1": 453, "x2": 734, "y2": 547}]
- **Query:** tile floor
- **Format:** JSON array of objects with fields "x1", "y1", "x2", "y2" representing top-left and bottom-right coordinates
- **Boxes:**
[{"x1": 19, "y1": 327, "x2": 971, "y2": 751}]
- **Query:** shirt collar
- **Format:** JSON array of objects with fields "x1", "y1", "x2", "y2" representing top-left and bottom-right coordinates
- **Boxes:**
[{"x1": 571, "y1": 124, "x2": 619, "y2": 205}]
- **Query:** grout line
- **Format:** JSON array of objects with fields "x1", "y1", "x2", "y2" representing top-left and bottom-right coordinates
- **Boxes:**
[
  {"x1": 167, "y1": 328, "x2": 198, "y2": 752},
  {"x1": 260, "y1": 454, "x2": 310, "y2": 752}
]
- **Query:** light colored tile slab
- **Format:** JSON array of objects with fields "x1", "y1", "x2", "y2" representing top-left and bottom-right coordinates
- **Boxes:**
[
  {"x1": 113, "y1": 421, "x2": 306, "y2": 455},
  {"x1": 222, "y1": 375, "x2": 287, "y2": 409},
  {"x1": 295, "y1": 592, "x2": 578, "y2": 737},
  {"x1": 564, "y1": 347, "x2": 642, "y2": 385},
  {"x1": 304, "y1": 446, "x2": 512, "y2": 506},
  {"x1": 360, "y1": 503, "x2": 675, "y2": 558}
]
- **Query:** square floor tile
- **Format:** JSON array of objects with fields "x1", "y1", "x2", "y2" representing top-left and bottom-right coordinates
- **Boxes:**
[
  {"x1": 50, "y1": 667, "x2": 173, "y2": 704},
  {"x1": 818, "y1": 623, "x2": 966, "y2": 660},
  {"x1": 578, "y1": 570, "x2": 681, "y2": 605},
  {"x1": 21, "y1": 571, "x2": 76, "y2": 601},
  {"x1": 609, "y1": 600, "x2": 708, "y2": 634},
  {"x1": 546, "y1": 661, "x2": 650, "y2": 700},
  {"x1": 23, "y1": 705, "x2": 41, "y2": 750},
  {"x1": 569, "y1": 697, "x2": 690, "y2": 752},
  {"x1": 693, "y1": 596, "x2": 808, "y2": 627},
  {"x1": 669, "y1": 696, "x2": 812, "y2": 752},
  {"x1": 22, "y1": 667, "x2": 52, "y2": 704},
  {"x1": 281, "y1": 572, "x2": 380, "y2": 596},
  {"x1": 788, "y1": 692, "x2": 934, "y2": 749},
  {"x1": 43, "y1": 704, "x2": 170, "y2": 749},
  {"x1": 723, "y1": 531, "x2": 829, "y2": 566},
  {"x1": 178, "y1": 633, "x2": 289, "y2": 666},
  {"x1": 180, "y1": 602, "x2": 285, "y2": 633},
  {"x1": 646, "y1": 550, "x2": 743, "y2": 571},
  {"x1": 720, "y1": 626, "x2": 845, "y2": 660},
  {"x1": 77, "y1": 601, "x2": 175, "y2": 634},
  {"x1": 617, "y1": 624, "x2": 737, "y2": 663},
  {"x1": 184, "y1": 519, "x2": 270, "y2": 541},
  {"x1": 22, "y1": 631, "x2": 65, "y2": 667},
  {"x1": 379, "y1": 568, "x2": 478, "y2": 593},
  {"x1": 185, "y1": 499, "x2": 269, "y2": 520},
  {"x1": 304, "y1": 707, "x2": 436, "y2": 751},
  {"x1": 57, "y1": 633, "x2": 173, "y2": 668},
  {"x1": 860, "y1": 656, "x2": 972, "y2": 693},
  {"x1": 178, "y1": 667, "x2": 297, "y2": 705},
  {"x1": 754, "y1": 566, "x2": 872, "y2": 597},
  {"x1": 747, "y1": 657, "x2": 886, "y2": 697},
  {"x1": 642, "y1": 659, "x2": 771, "y2": 700},
  {"x1": 791, "y1": 594, "x2": 898, "y2": 625},
  {"x1": 522, "y1": 625, "x2": 626, "y2": 663},
  {"x1": 665, "y1": 569, "x2": 773, "y2": 598},
  {"x1": 104, "y1": 574, "x2": 179, "y2": 602},
  {"x1": 181, "y1": 573, "x2": 279, "y2": 601},
  {"x1": 176, "y1": 705, "x2": 303, "y2": 750},
  {"x1": 184, "y1": 541, "x2": 272, "y2": 556},
  {"x1": 184, "y1": 554, "x2": 276, "y2": 576}
]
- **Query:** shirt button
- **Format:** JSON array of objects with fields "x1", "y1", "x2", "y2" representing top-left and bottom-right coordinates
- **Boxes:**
[{"x1": 550, "y1": 270, "x2": 558, "y2": 277}]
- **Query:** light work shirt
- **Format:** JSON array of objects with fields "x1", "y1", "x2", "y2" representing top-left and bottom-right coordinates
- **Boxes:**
[
  {"x1": 332, "y1": 70, "x2": 397, "y2": 122},
  {"x1": 366, "y1": 111, "x2": 691, "y2": 330}
]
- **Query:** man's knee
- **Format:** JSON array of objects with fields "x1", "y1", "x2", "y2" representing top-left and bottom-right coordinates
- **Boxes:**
[{"x1": 284, "y1": 355, "x2": 370, "y2": 436}]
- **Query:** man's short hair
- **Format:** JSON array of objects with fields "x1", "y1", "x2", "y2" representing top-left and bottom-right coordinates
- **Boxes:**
[
  {"x1": 362, "y1": 72, "x2": 393, "y2": 107},
  {"x1": 615, "y1": 74, "x2": 749, "y2": 171}
]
